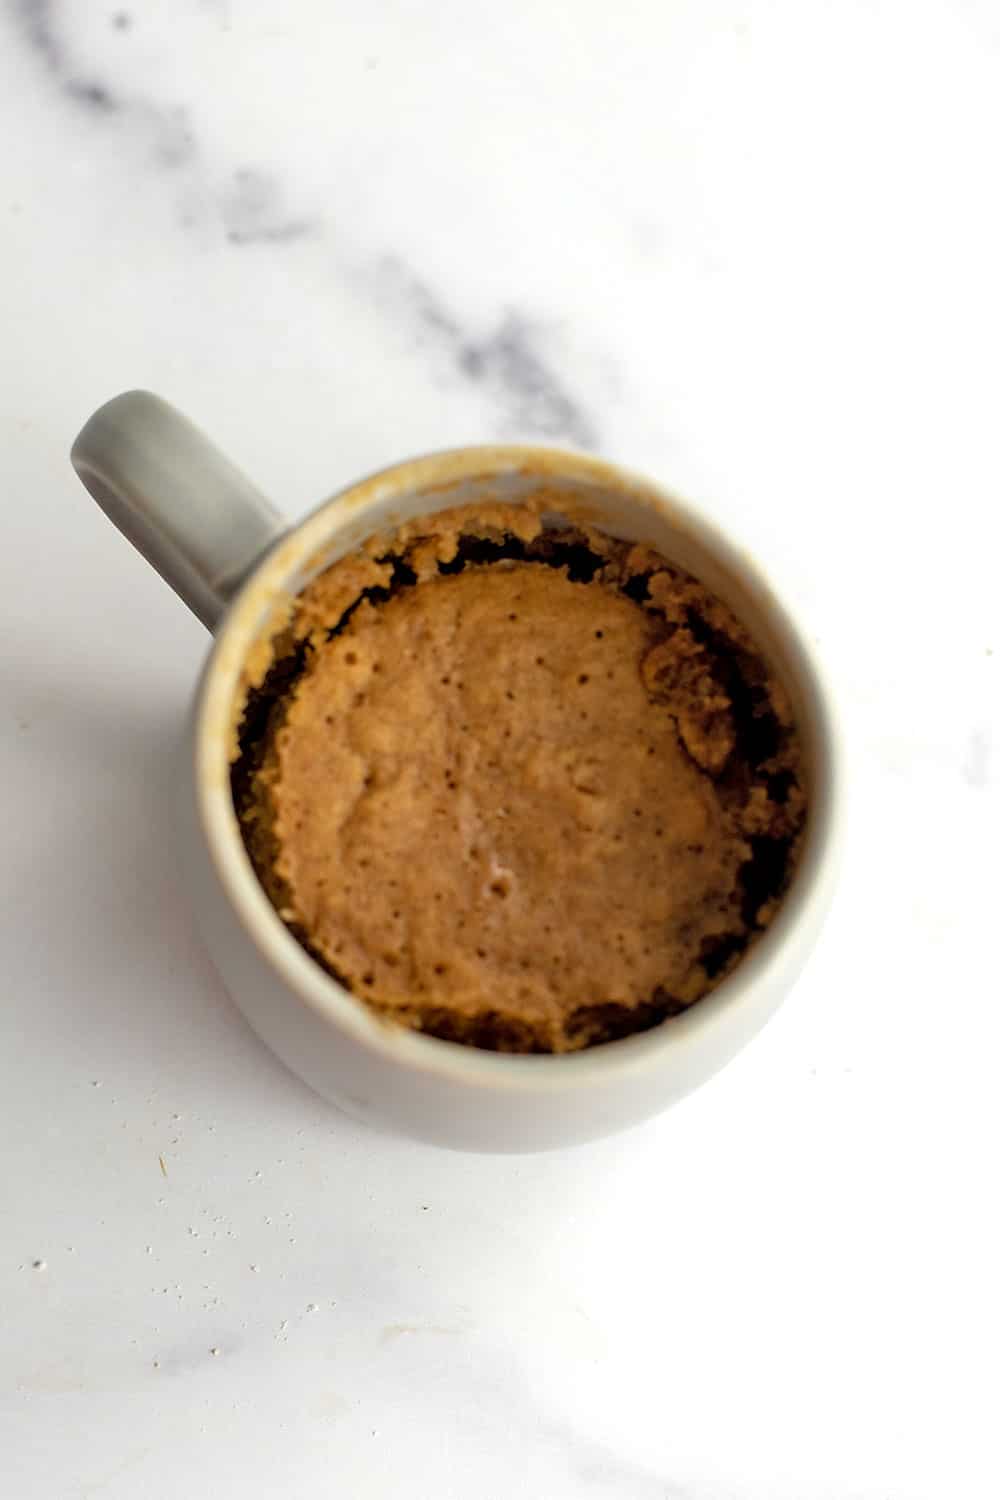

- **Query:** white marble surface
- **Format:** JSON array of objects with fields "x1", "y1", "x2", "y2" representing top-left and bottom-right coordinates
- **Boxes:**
[{"x1": 1, "y1": 2, "x2": 998, "y2": 1496}]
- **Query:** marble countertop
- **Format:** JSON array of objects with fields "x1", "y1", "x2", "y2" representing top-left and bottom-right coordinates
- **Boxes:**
[{"x1": 2, "y1": 3, "x2": 998, "y2": 1496}]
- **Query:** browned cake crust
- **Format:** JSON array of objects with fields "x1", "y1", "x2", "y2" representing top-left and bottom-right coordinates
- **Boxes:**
[{"x1": 232, "y1": 504, "x2": 806, "y2": 1052}]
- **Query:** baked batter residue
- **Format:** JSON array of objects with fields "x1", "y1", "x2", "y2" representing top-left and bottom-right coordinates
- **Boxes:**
[{"x1": 232, "y1": 504, "x2": 806, "y2": 1052}]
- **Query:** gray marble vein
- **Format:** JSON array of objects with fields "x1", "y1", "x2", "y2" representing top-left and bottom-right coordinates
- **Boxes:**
[
  {"x1": 13, "y1": 0, "x2": 114, "y2": 110},
  {"x1": 8, "y1": 0, "x2": 601, "y2": 449},
  {"x1": 222, "y1": 168, "x2": 317, "y2": 246},
  {"x1": 373, "y1": 256, "x2": 599, "y2": 448},
  {"x1": 9, "y1": 0, "x2": 313, "y2": 235},
  {"x1": 12, "y1": 0, "x2": 198, "y2": 171}
]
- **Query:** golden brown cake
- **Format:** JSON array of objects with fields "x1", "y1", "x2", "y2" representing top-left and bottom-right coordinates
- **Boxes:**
[{"x1": 232, "y1": 503, "x2": 806, "y2": 1053}]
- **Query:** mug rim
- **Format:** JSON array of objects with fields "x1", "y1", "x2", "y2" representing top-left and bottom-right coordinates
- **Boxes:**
[{"x1": 193, "y1": 443, "x2": 841, "y2": 1094}]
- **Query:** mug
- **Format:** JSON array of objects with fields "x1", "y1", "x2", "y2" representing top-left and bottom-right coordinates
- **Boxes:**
[{"x1": 72, "y1": 391, "x2": 841, "y2": 1152}]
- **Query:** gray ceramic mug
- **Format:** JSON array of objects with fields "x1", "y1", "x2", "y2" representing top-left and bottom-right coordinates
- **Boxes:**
[{"x1": 72, "y1": 391, "x2": 841, "y2": 1152}]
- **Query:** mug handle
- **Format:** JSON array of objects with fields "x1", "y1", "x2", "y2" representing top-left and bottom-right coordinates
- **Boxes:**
[{"x1": 71, "y1": 391, "x2": 287, "y2": 632}]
